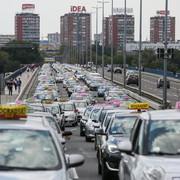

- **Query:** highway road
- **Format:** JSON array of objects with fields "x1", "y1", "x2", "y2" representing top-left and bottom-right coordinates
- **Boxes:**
[
  {"x1": 98, "y1": 67, "x2": 180, "y2": 107},
  {"x1": 57, "y1": 82, "x2": 118, "y2": 180}
]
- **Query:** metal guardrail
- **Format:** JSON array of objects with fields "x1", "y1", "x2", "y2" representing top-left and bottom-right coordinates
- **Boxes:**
[
  {"x1": 104, "y1": 76, "x2": 172, "y2": 110},
  {"x1": 16, "y1": 68, "x2": 40, "y2": 101},
  {"x1": 128, "y1": 67, "x2": 180, "y2": 79}
]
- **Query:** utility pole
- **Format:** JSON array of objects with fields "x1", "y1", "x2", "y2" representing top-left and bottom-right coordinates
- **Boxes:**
[
  {"x1": 138, "y1": 0, "x2": 142, "y2": 96},
  {"x1": 86, "y1": 17, "x2": 89, "y2": 68},
  {"x1": 98, "y1": 0, "x2": 109, "y2": 78},
  {"x1": 111, "y1": 0, "x2": 114, "y2": 82},
  {"x1": 163, "y1": 0, "x2": 168, "y2": 109},
  {"x1": 123, "y1": 0, "x2": 127, "y2": 88},
  {"x1": 90, "y1": 12, "x2": 93, "y2": 71}
]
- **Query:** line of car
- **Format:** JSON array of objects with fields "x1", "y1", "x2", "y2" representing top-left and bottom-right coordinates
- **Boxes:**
[{"x1": 1, "y1": 62, "x2": 178, "y2": 180}]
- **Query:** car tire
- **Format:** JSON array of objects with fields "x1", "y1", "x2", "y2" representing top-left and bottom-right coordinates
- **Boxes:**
[
  {"x1": 102, "y1": 160, "x2": 111, "y2": 180},
  {"x1": 85, "y1": 135, "x2": 91, "y2": 142},
  {"x1": 80, "y1": 131, "x2": 84, "y2": 136},
  {"x1": 98, "y1": 155, "x2": 102, "y2": 175},
  {"x1": 167, "y1": 85, "x2": 170, "y2": 89},
  {"x1": 94, "y1": 135, "x2": 97, "y2": 150}
]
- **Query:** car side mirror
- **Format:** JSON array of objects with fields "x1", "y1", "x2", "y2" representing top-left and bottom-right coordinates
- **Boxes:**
[
  {"x1": 118, "y1": 140, "x2": 132, "y2": 154},
  {"x1": 96, "y1": 128, "x2": 104, "y2": 134},
  {"x1": 67, "y1": 154, "x2": 84, "y2": 168},
  {"x1": 62, "y1": 131, "x2": 73, "y2": 137},
  {"x1": 92, "y1": 119, "x2": 98, "y2": 123}
]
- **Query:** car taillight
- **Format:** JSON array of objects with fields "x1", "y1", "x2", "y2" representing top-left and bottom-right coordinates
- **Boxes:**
[
  {"x1": 137, "y1": 77, "x2": 139, "y2": 79},
  {"x1": 128, "y1": 77, "x2": 130, "y2": 80}
]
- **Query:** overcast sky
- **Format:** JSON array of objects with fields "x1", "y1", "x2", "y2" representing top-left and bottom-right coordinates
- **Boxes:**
[{"x1": 0, "y1": 0, "x2": 180, "y2": 41}]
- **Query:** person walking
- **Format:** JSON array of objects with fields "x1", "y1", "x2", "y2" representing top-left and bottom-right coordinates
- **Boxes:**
[
  {"x1": 14, "y1": 78, "x2": 18, "y2": 91},
  {"x1": 17, "y1": 78, "x2": 22, "y2": 93},
  {"x1": 27, "y1": 67, "x2": 30, "y2": 78},
  {"x1": 8, "y1": 78, "x2": 14, "y2": 96}
]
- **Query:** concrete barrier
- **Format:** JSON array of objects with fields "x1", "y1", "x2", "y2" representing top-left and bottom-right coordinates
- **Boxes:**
[{"x1": 16, "y1": 67, "x2": 40, "y2": 100}]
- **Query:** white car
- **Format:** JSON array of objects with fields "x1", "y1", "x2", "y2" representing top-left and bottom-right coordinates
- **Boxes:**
[{"x1": 118, "y1": 107, "x2": 180, "y2": 180}]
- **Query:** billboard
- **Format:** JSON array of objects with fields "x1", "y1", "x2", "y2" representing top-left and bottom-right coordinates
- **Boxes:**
[
  {"x1": 22, "y1": 4, "x2": 35, "y2": 10},
  {"x1": 71, "y1": 6, "x2": 86, "y2": 13},
  {"x1": 156, "y1": 10, "x2": 170, "y2": 15},
  {"x1": 113, "y1": 8, "x2": 133, "y2": 14}
]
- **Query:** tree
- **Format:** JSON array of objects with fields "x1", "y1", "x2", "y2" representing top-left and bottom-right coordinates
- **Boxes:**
[{"x1": 0, "y1": 51, "x2": 9, "y2": 73}]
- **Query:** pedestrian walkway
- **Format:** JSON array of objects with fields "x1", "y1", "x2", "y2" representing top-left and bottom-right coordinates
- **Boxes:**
[{"x1": 0, "y1": 70, "x2": 34, "y2": 105}]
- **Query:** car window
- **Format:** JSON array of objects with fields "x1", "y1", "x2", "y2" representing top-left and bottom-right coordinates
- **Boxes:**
[
  {"x1": 60, "y1": 104, "x2": 74, "y2": 111},
  {"x1": 75, "y1": 102, "x2": 87, "y2": 108},
  {"x1": 45, "y1": 117, "x2": 60, "y2": 134},
  {"x1": 109, "y1": 116, "x2": 137, "y2": 135},
  {"x1": 104, "y1": 112, "x2": 115, "y2": 128},
  {"x1": 0, "y1": 130, "x2": 61, "y2": 169},
  {"x1": 148, "y1": 120, "x2": 180, "y2": 155}
]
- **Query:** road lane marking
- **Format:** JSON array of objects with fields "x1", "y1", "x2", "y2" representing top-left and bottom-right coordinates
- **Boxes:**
[{"x1": 72, "y1": 168, "x2": 79, "y2": 179}]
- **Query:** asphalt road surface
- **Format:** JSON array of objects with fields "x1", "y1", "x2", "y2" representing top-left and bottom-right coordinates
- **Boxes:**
[{"x1": 57, "y1": 82, "x2": 118, "y2": 180}]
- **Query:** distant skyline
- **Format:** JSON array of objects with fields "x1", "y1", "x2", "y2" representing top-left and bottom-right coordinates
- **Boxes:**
[{"x1": 0, "y1": 0, "x2": 180, "y2": 41}]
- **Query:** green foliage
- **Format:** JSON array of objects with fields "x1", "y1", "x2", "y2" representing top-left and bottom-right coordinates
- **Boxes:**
[
  {"x1": 0, "y1": 51, "x2": 9, "y2": 73},
  {"x1": 0, "y1": 40, "x2": 43, "y2": 73}
]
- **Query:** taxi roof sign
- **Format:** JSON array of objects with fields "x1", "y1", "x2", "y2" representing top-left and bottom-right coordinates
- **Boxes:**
[
  {"x1": 0, "y1": 105, "x2": 27, "y2": 119},
  {"x1": 44, "y1": 100, "x2": 53, "y2": 104},
  {"x1": 129, "y1": 103, "x2": 149, "y2": 110},
  {"x1": 59, "y1": 99, "x2": 67, "y2": 102}
]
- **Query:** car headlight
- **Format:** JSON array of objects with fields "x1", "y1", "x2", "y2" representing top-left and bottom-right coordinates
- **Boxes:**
[
  {"x1": 142, "y1": 165, "x2": 165, "y2": 180},
  {"x1": 107, "y1": 144, "x2": 119, "y2": 154}
]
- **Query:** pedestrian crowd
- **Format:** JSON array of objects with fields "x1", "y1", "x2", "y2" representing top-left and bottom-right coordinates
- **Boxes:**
[{"x1": 5, "y1": 77, "x2": 22, "y2": 96}]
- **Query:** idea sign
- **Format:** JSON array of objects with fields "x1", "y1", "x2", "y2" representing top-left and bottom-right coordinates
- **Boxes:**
[
  {"x1": 157, "y1": 10, "x2": 170, "y2": 15},
  {"x1": 22, "y1": 4, "x2": 35, "y2": 10},
  {"x1": 71, "y1": 6, "x2": 86, "y2": 13}
]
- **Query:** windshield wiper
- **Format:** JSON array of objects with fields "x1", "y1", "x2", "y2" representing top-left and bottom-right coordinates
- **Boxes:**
[{"x1": 0, "y1": 166, "x2": 50, "y2": 171}]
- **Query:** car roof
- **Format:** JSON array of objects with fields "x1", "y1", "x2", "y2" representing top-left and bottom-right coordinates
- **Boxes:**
[
  {"x1": 0, "y1": 116, "x2": 51, "y2": 131},
  {"x1": 140, "y1": 109, "x2": 180, "y2": 121}
]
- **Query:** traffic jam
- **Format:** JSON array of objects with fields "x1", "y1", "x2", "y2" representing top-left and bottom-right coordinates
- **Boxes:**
[{"x1": 0, "y1": 62, "x2": 180, "y2": 180}]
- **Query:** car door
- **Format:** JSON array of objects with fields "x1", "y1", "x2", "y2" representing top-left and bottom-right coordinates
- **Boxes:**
[{"x1": 121, "y1": 119, "x2": 144, "y2": 180}]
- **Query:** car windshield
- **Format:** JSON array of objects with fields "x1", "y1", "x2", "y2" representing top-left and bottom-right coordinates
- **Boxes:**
[
  {"x1": 148, "y1": 120, "x2": 180, "y2": 155},
  {"x1": 74, "y1": 102, "x2": 87, "y2": 108},
  {"x1": 109, "y1": 116, "x2": 137, "y2": 135},
  {"x1": 0, "y1": 130, "x2": 61, "y2": 170},
  {"x1": 60, "y1": 104, "x2": 74, "y2": 111},
  {"x1": 90, "y1": 108, "x2": 101, "y2": 120}
]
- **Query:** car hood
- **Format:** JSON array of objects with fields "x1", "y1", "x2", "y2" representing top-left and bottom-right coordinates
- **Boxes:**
[
  {"x1": 63, "y1": 111, "x2": 74, "y2": 116},
  {"x1": 0, "y1": 170, "x2": 67, "y2": 180},
  {"x1": 108, "y1": 135, "x2": 129, "y2": 145},
  {"x1": 139, "y1": 155, "x2": 180, "y2": 173},
  {"x1": 77, "y1": 108, "x2": 86, "y2": 113}
]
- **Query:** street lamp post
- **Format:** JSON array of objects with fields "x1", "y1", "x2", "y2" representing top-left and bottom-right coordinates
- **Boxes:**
[
  {"x1": 138, "y1": 0, "x2": 142, "y2": 96},
  {"x1": 98, "y1": 0, "x2": 109, "y2": 78},
  {"x1": 90, "y1": 12, "x2": 93, "y2": 71},
  {"x1": 163, "y1": 0, "x2": 168, "y2": 109},
  {"x1": 111, "y1": 0, "x2": 114, "y2": 82},
  {"x1": 93, "y1": 6, "x2": 102, "y2": 73},
  {"x1": 123, "y1": 0, "x2": 127, "y2": 88}
]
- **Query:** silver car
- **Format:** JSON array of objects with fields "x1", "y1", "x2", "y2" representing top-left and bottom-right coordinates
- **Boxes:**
[
  {"x1": 118, "y1": 109, "x2": 180, "y2": 180},
  {"x1": 0, "y1": 110, "x2": 84, "y2": 180}
]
